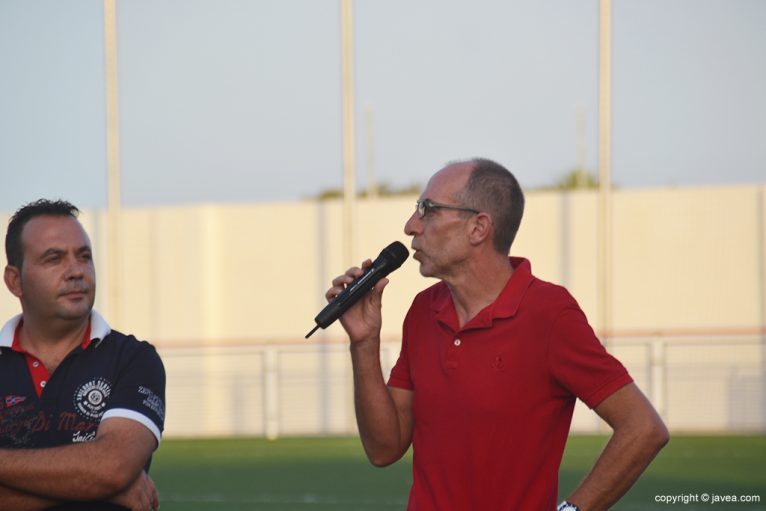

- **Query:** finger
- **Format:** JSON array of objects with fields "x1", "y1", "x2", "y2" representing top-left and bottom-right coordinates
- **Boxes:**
[
  {"x1": 142, "y1": 485, "x2": 153, "y2": 511},
  {"x1": 146, "y1": 475, "x2": 160, "y2": 509},
  {"x1": 347, "y1": 265, "x2": 366, "y2": 279},
  {"x1": 137, "y1": 473, "x2": 152, "y2": 511},
  {"x1": 325, "y1": 287, "x2": 340, "y2": 301},
  {"x1": 331, "y1": 268, "x2": 365, "y2": 287},
  {"x1": 326, "y1": 283, "x2": 353, "y2": 301},
  {"x1": 360, "y1": 258, "x2": 373, "y2": 270},
  {"x1": 369, "y1": 278, "x2": 389, "y2": 308},
  {"x1": 135, "y1": 492, "x2": 149, "y2": 511},
  {"x1": 151, "y1": 486, "x2": 160, "y2": 509},
  {"x1": 331, "y1": 273, "x2": 354, "y2": 288},
  {"x1": 327, "y1": 275, "x2": 354, "y2": 301},
  {"x1": 327, "y1": 266, "x2": 367, "y2": 299}
]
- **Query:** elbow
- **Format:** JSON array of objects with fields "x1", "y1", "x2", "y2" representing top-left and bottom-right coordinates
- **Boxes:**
[
  {"x1": 365, "y1": 446, "x2": 406, "y2": 468},
  {"x1": 368, "y1": 453, "x2": 400, "y2": 468},
  {"x1": 87, "y1": 458, "x2": 140, "y2": 498},
  {"x1": 642, "y1": 415, "x2": 670, "y2": 453},
  {"x1": 653, "y1": 420, "x2": 670, "y2": 450}
]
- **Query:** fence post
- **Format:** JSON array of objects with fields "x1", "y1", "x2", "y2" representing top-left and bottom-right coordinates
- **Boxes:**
[
  {"x1": 651, "y1": 338, "x2": 667, "y2": 419},
  {"x1": 265, "y1": 347, "x2": 280, "y2": 440}
]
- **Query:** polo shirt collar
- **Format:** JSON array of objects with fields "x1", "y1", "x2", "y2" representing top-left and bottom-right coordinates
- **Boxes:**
[
  {"x1": 0, "y1": 315, "x2": 20, "y2": 348},
  {"x1": 0, "y1": 310, "x2": 112, "y2": 349},
  {"x1": 431, "y1": 257, "x2": 535, "y2": 331},
  {"x1": 489, "y1": 257, "x2": 535, "y2": 319},
  {"x1": 89, "y1": 310, "x2": 112, "y2": 346}
]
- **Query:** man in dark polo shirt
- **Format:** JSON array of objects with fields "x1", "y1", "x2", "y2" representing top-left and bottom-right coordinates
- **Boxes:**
[
  {"x1": 325, "y1": 159, "x2": 669, "y2": 511},
  {"x1": 0, "y1": 199, "x2": 165, "y2": 510}
]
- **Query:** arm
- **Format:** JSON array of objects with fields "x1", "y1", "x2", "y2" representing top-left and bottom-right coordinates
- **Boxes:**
[
  {"x1": 0, "y1": 486, "x2": 59, "y2": 511},
  {"x1": 0, "y1": 417, "x2": 157, "y2": 502},
  {"x1": 327, "y1": 262, "x2": 414, "y2": 467},
  {"x1": 565, "y1": 383, "x2": 669, "y2": 511},
  {"x1": 351, "y1": 342, "x2": 414, "y2": 466},
  {"x1": 110, "y1": 470, "x2": 160, "y2": 511},
  {"x1": 0, "y1": 473, "x2": 157, "y2": 511}
]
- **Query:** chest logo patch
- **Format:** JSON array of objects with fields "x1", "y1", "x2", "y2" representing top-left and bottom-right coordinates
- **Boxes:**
[{"x1": 73, "y1": 378, "x2": 112, "y2": 420}]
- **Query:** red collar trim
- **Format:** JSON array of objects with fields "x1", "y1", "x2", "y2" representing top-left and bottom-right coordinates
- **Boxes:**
[
  {"x1": 81, "y1": 322, "x2": 93, "y2": 349},
  {"x1": 11, "y1": 321, "x2": 23, "y2": 352}
]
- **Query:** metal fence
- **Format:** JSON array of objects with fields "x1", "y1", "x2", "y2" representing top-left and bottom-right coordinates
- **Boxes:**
[{"x1": 159, "y1": 336, "x2": 766, "y2": 438}]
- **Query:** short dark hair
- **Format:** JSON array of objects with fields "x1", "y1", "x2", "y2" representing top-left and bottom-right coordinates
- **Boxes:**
[
  {"x1": 456, "y1": 158, "x2": 525, "y2": 254},
  {"x1": 5, "y1": 199, "x2": 80, "y2": 268}
]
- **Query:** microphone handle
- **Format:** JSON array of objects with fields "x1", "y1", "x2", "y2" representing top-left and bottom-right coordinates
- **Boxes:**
[
  {"x1": 314, "y1": 265, "x2": 385, "y2": 328},
  {"x1": 305, "y1": 241, "x2": 408, "y2": 339}
]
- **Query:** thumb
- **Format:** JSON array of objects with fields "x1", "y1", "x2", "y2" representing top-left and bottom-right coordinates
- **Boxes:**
[{"x1": 368, "y1": 277, "x2": 389, "y2": 308}]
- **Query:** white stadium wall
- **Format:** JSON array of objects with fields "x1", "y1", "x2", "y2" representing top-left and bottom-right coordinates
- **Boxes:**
[{"x1": 1, "y1": 184, "x2": 764, "y2": 436}]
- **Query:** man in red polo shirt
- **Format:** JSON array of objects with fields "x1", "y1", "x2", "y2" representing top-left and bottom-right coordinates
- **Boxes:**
[
  {"x1": 0, "y1": 199, "x2": 164, "y2": 510},
  {"x1": 326, "y1": 158, "x2": 668, "y2": 510}
]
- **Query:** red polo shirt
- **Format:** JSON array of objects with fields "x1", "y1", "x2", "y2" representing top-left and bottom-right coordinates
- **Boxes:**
[{"x1": 388, "y1": 258, "x2": 632, "y2": 510}]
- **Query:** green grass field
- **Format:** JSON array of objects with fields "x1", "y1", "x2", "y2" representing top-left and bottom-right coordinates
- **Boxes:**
[{"x1": 150, "y1": 435, "x2": 765, "y2": 511}]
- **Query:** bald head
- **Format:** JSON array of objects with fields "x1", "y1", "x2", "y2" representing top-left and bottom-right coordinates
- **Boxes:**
[
  {"x1": 450, "y1": 158, "x2": 525, "y2": 254},
  {"x1": 426, "y1": 161, "x2": 474, "y2": 202}
]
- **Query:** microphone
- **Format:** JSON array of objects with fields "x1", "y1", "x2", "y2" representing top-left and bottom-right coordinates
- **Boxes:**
[{"x1": 306, "y1": 241, "x2": 409, "y2": 338}]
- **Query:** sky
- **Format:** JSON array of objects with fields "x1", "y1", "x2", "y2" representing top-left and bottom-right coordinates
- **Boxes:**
[{"x1": 1, "y1": 0, "x2": 764, "y2": 212}]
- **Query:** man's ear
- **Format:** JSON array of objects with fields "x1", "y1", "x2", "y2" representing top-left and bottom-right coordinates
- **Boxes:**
[
  {"x1": 4, "y1": 265, "x2": 22, "y2": 299},
  {"x1": 467, "y1": 213, "x2": 493, "y2": 247}
]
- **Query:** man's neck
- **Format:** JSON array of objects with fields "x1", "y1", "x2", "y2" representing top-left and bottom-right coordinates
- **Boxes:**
[
  {"x1": 18, "y1": 313, "x2": 90, "y2": 361},
  {"x1": 445, "y1": 254, "x2": 514, "y2": 328}
]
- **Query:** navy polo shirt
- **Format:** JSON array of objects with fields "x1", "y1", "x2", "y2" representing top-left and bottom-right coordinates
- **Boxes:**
[{"x1": 0, "y1": 310, "x2": 165, "y2": 451}]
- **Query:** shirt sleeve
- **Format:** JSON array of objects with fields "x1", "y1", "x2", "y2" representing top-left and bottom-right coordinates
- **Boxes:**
[
  {"x1": 102, "y1": 341, "x2": 166, "y2": 446},
  {"x1": 548, "y1": 306, "x2": 633, "y2": 409}
]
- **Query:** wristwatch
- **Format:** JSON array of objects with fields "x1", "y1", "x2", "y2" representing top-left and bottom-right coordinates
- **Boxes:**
[{"x1": 557, "y1": 501, "x2": 581, "y2": 511}]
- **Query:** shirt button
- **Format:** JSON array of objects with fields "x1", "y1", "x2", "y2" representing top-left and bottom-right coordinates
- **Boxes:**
[
  {"x1": 32, "y1": 361, "x2": 40, "y2": 368},
  {"x1": 454, "y1": 339, "x2": 462, "y2": 346},
  {"x1": 40, "y1": 381, "x2": 47, "y2": 388}
]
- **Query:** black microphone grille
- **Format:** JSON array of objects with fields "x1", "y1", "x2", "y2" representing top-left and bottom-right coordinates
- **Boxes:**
[{"x1": 380, "y1": 241, "x2": 409, "y2": 267}]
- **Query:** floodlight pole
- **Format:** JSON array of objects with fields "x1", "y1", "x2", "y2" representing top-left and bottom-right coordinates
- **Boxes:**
[
  {"x1": 598, "y1": 0, "x2": 613, "y2": 346},
  {"x1": 104, "y1": 0, "x2": 122, "y2": 327},
  {"x1": 341, "y1": 0, "x2": 356, "y2": 269},
  {"x1": 364, "y1": 104, "x2": 378, "y2": 199}
]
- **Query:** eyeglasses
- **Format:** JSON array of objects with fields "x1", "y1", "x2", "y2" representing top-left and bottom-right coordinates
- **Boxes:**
[{"x1": 415, "y1": 198, "x2": 480, "y2": 219}]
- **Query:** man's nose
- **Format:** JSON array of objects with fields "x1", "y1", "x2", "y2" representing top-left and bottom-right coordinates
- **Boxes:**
[
  {"x1": 404, "y1": 211, "x2": 421, "y2": 236},
  {"x1": 64, "y1": 255, "x2": 85, "y2": 279}
]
